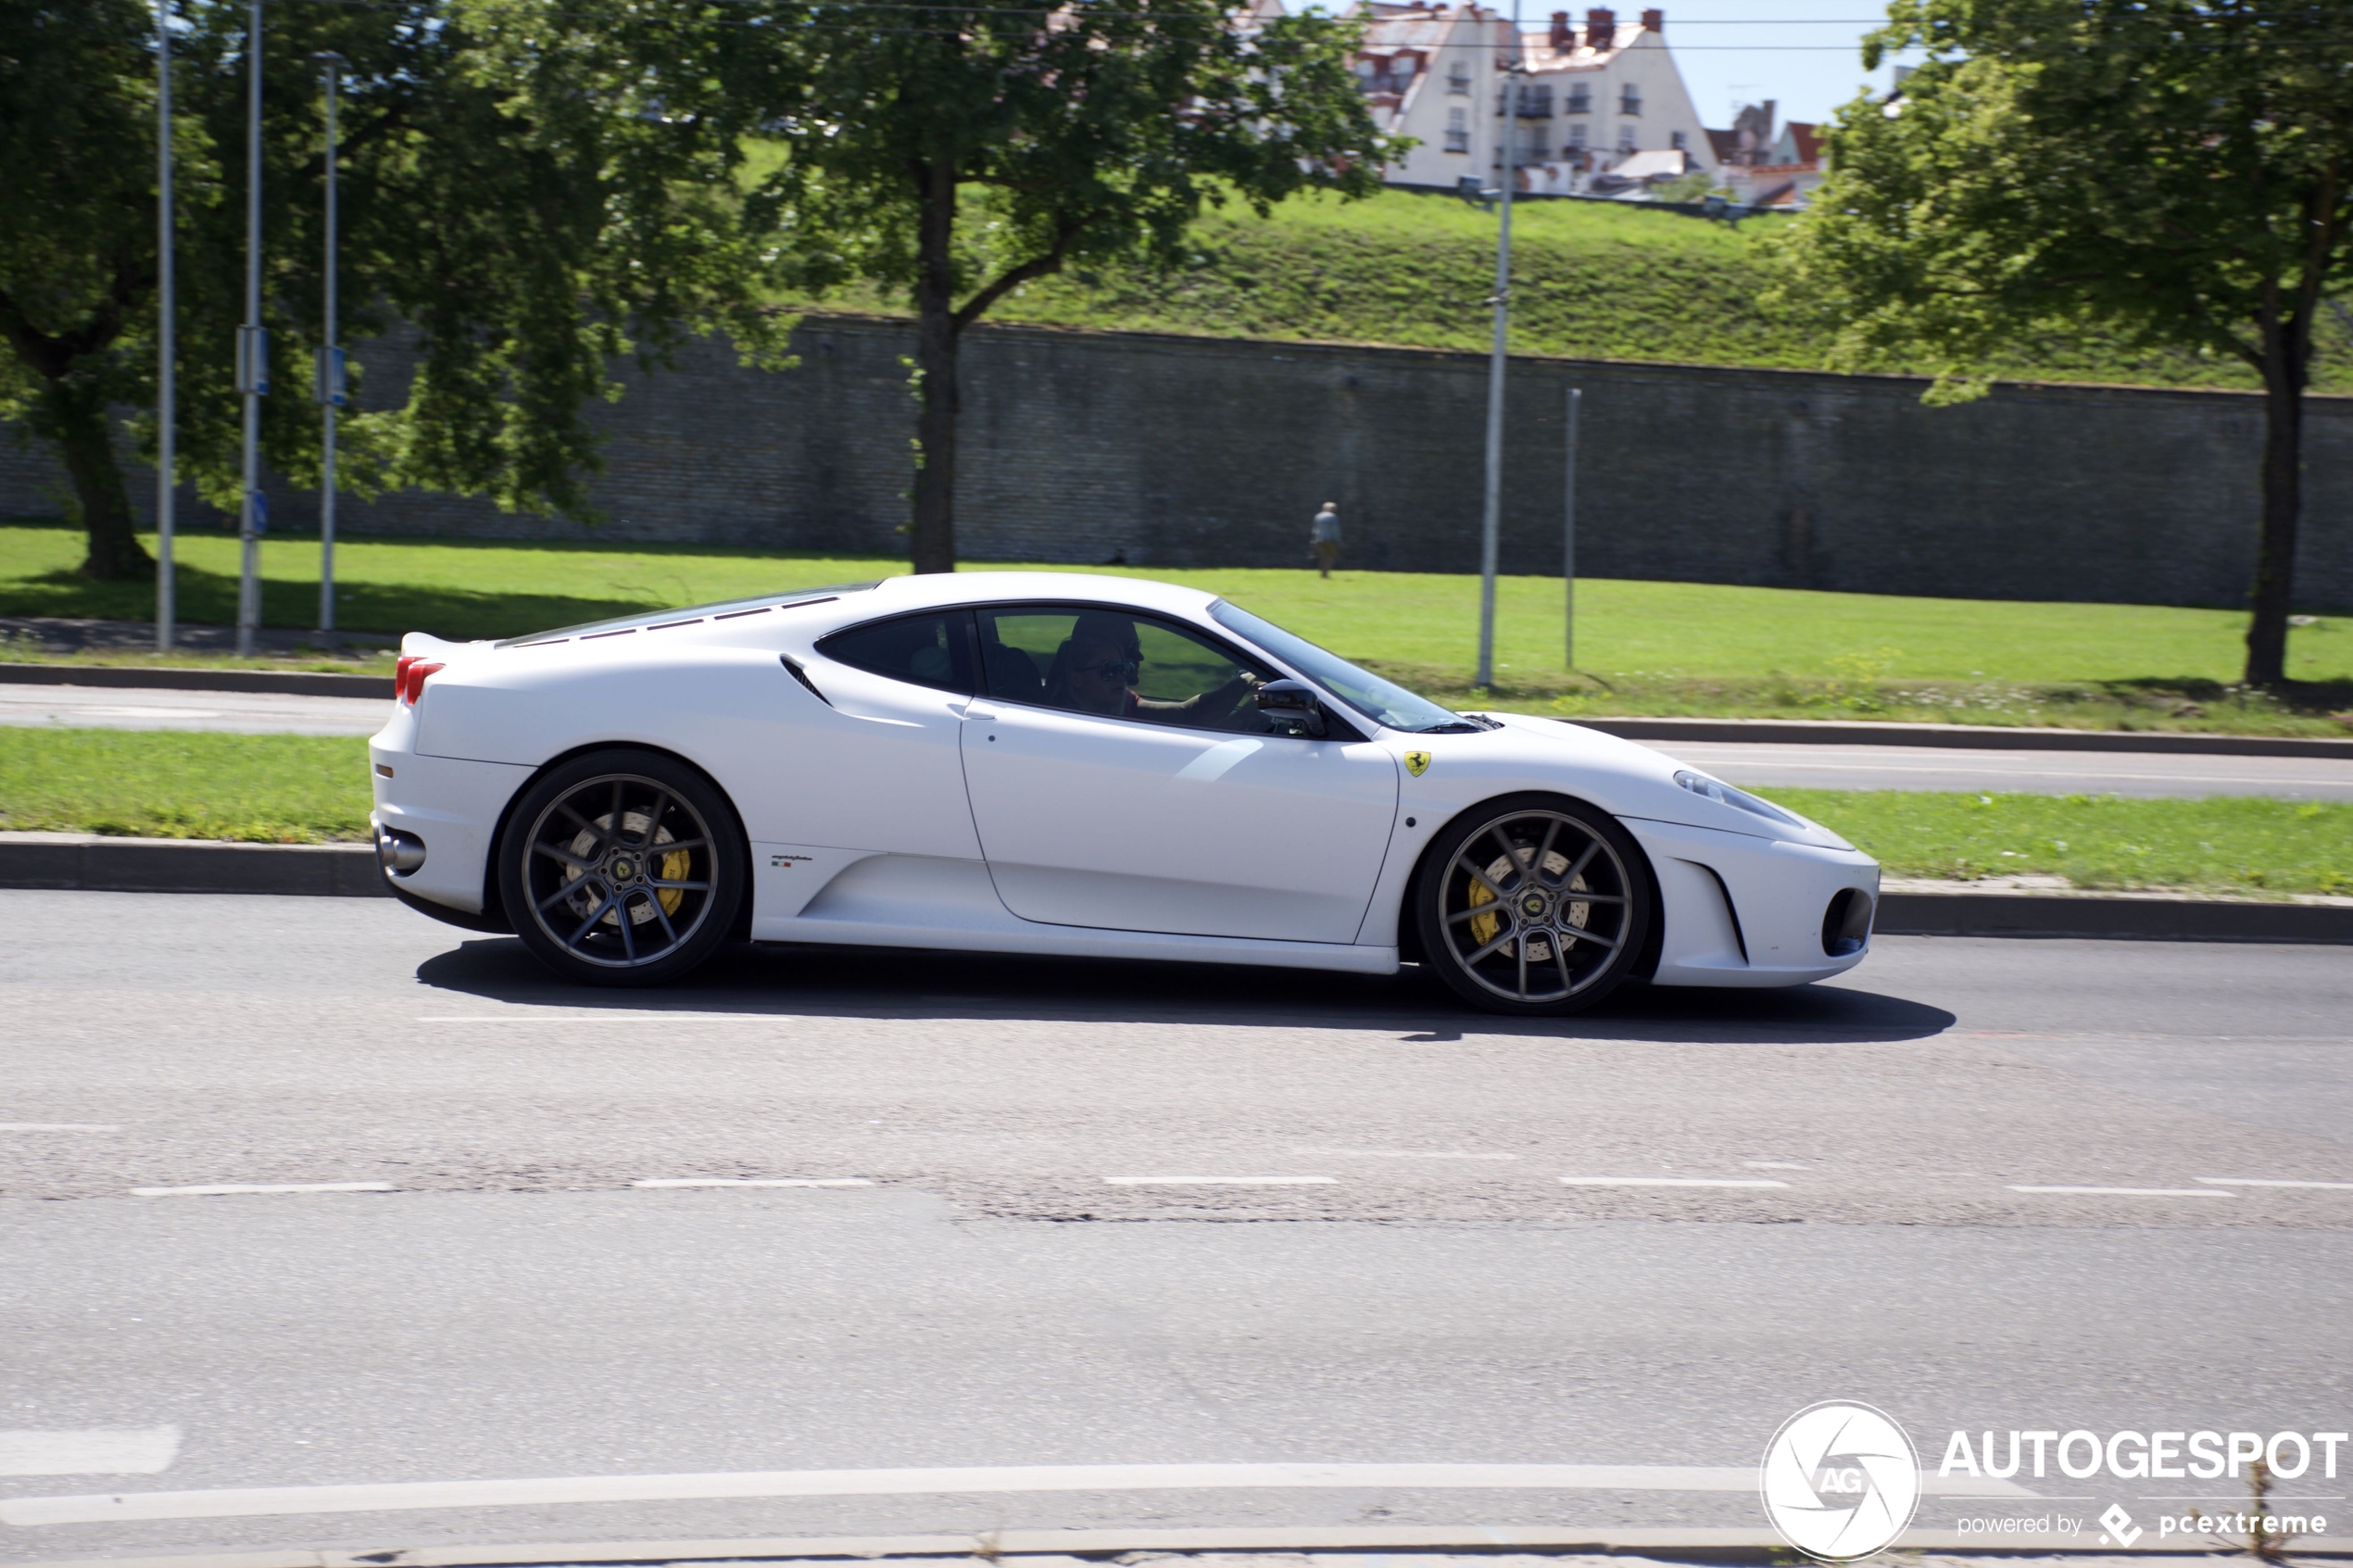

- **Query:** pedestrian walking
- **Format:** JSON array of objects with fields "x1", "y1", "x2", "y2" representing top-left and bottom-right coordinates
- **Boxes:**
[{"x1": 1310, "y1": 501, "x2": 1341, "y2": 578}]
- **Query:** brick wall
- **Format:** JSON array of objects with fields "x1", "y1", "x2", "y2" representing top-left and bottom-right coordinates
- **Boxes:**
[{"x1": 6, "y1": 312, "x2": 2347, "y2": 611}]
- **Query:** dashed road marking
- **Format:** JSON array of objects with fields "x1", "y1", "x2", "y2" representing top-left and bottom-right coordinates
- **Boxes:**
[
  {"x1": 2007, "y1": 1185, "x2": 2233, "y2": 1198},
  {"x1": 1104, "y1": 1175, "x2": 1338, "y2": 1186},
  {"x1": 0, "y1": 1123, "x2": 120, "y2": 1132},
  {"x1": 1743, "y1": 1160, "x2": 1808, "y2": 1170},
  {"x1": 130, "y1": 1183, "x2": 395, "y2": 1198},
  {"x1": 2196, "y1": 1177, "x2": 2353, "y2": 1190},
  {"x1": 0, "y1": 1426, "x2": 180, "y2": 1477},
  {"x1": 631, "y1": 1178, "x2": 873, "y2": 1189},
  {"x1": 1560, "y1": 1176, "x2": 1789, "y2": 1188}
]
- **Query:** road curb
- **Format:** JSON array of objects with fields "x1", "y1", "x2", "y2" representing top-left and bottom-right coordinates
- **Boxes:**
[
  {"x1": 2, "y1": 834, "x2": 2348, "y2": 942},
  {"x1": 0, "y1": 663, "x2": 394, "y2": 700},
  {"x1": 1571, "y1": 715, "x2": 2353, "y2": 759},
  {"x1": 10, "y1": 1527, "x2": 2352, "y2": 1568},
  {"x1": 0, "y1": 833, "x2": 387, "y2": 897}
]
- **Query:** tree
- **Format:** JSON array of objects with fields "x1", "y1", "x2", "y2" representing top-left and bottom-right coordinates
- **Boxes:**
[
  {"x1": 1777, "y1": 0, "x2": 2353, "y2": 687},
  {"x1": 0, "y1": 0, "x2": 781, "y2": 583},
  {"x1": 746, "y1": 0, "x2": 1397, "y2": 572}
]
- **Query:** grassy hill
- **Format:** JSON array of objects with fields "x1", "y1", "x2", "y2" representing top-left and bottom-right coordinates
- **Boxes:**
[{"x1": 793, "y1": 187, "x2": 2353, "y2": 395}]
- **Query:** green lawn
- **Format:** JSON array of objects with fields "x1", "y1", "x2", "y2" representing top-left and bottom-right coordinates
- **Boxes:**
[
  {"x1": 0, "y1": 730, "x2": 371, "y2": 844},
  {"x1": 5, "y1": 724, "x2": 2343, "y2": 897},
  {"x1": 1758, "y1": 789, "x2": 2353, "y2": 898},
  {"x1": 7, "y1": 521, "x2": 2348, "y2": 733}
]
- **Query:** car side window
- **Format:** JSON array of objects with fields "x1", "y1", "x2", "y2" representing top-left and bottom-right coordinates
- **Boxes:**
[
  {"x1": 815, "y1": 610, "x2": 975, "y2": 695},
  {"x1": 977, "y1": 604, "x2": 1291, "y2": 734}
]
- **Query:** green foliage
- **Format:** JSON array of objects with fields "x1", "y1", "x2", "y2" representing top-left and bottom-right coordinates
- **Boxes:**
[
  {"x1": 0, "y1": 0, "x2": 783, "y2": 574},
  {"x1": 0, "y1": 728, "x2": 370, "y2": 842},
  {"x1": 1773, "y1": 0, "x2": 2353, "y2": 685},
  {"x1": 1761, "y1": 788, "x2": 2353, "y2": 898}
]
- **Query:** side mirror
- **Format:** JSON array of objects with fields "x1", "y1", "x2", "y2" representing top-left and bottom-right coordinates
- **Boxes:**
[{"x1": 1256, "y1": 679, "x2": 1328, "y2": 738}]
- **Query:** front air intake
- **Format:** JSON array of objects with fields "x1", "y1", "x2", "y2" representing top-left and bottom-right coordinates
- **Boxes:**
[{"x1": 1822, "y1": 887, "x2": 1873, "y2": 957}]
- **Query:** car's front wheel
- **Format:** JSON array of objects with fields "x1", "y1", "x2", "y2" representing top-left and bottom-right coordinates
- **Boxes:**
[
  {"x1": 1415, "y1": 794, "x2": 1652, "y2": 1016},
  {"x1": 498, "y1": 748, "x2": 747, "y2": 986}
]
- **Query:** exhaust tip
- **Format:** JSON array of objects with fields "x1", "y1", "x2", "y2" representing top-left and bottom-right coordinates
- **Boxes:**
[{"x1": 375, "y1": 824, "x2": 427, "y2": 875}]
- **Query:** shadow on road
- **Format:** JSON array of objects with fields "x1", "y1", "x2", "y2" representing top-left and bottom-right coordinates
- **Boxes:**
[{"x1": 414, "y1": 936, "x2": 1956, "y2": 1044}]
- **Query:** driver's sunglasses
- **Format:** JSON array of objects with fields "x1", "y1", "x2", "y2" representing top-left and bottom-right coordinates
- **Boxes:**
[{"x1": 1079, "y1": 658, "x2": 1142, "y2": 684}]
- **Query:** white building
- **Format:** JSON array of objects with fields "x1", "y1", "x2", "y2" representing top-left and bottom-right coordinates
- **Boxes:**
[{"x1": 1353, "y1": 6, "x2": 1717, "y2": 196}]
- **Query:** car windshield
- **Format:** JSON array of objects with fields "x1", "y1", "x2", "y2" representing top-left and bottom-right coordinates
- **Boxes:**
[{"x1": 1209, "y1": 600, "x2": 1478, "y2": 734}]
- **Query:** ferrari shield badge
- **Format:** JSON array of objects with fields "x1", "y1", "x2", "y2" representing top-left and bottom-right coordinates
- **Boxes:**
[{"x1": 1404, "y1": 750, "x2": 1431, "y2": 778}]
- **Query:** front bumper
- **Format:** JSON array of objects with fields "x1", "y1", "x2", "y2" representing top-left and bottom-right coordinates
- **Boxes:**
[{"x1": 1625, "y1": 816, "x2": 1881, "y2": 988}]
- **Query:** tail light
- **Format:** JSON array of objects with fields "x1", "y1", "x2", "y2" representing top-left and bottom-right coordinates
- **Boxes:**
[{"x1": 396, "y1": 659, "x2": 445, "y2": 704}]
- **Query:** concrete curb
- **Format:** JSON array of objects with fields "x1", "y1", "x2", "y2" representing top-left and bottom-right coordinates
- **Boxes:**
[
  {"x1": 9, "y1": 1528, "x2": 2352, "y2": 1568},
  {"x1": 3, "y1": 834, "x2": 2348, "y2": 943},
  {"x1": 0, "y1": 833, "x2": 387, "y2": 897},
  {"x1": 0, "y1": 663, "x2": 393, "y2": 700},
  {"x1": 1571, "y1": 715, "x2": 2353, "y2": 759}
]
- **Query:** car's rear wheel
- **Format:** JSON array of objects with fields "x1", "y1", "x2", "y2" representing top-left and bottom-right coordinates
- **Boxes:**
[
  {"x1": 1416, "y1": 794, "x2": 1652, "y2": 1016},
  {"x1": 498, "y1": 749, "x2": 746, "y2": 986}
]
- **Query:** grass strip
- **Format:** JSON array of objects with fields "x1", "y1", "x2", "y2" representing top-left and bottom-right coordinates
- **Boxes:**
[
  {"x1": 0, "y1": 730, "x2": 371, "y2": 844},
  {"x1": 1760, "y1": 788, "x2": 2353, "y2": 899},
  {"x1": 1, "y1": 724, "x2": 2343, "y2": 897}
]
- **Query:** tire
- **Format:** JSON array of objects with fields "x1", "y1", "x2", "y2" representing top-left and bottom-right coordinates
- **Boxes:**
[
  {"x1": 497, "y1": 748, "x2": 748, "y2": 987},
  {"x1": 1414, "y1": 793, "x2": 1653, "y2": 1016}
]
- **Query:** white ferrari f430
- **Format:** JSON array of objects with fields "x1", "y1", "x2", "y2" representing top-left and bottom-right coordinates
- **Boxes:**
[{"x1": 371, "y1": 572, "x2": 1878, "y2": 1014}]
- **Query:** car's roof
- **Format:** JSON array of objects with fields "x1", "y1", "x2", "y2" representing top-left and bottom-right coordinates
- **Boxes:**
[{"x1": 856, "y1": 571, "x2": 1221, "y2": 620}]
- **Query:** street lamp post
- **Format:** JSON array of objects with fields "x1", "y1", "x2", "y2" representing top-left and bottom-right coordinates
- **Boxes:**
[
  {"x1": 233, "y1": 0, "x2": 265, "y2": 658},
  {"x1": 1473, "y1": 0, "x2": 1522, "y2": 693},
  {"x1": 314, "y1": 52, "x2": 345, "y2": 635},
  {"x1": 1563, "y1": 384, "x2": 1580, "y2": 669},
  {"x1": 155, "y1": 0, "x2": 176, "y2": 653}
]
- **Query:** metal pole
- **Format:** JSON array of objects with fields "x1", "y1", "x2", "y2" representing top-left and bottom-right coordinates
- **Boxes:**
[
  {"x1": 1474, "y1": 0, "x2": 1520, "y2": 692},
  {"x1": 316, "y1": 54, "x2": 340, "y2": 634},
  {"x1": 155, "y1": 0, "x2": 175, "y2": 653},
  {"x1": 1563, "y1": 384, "x2": 1580, "y2": 669},
  {"x1": 234, "y1": 0, "x2": 264, "y2": 657}
]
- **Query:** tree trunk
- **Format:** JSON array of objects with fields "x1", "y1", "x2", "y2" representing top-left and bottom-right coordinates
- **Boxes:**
[
  {"x1": 908, "y1": 160, "x2": 960, "y2": 575},
  {"x1": 46, "y1": 376, "x2": 153, "y2": 582},
  {"x1": 2243, "y1": 321, "x2": 2304, "y2": 688}
]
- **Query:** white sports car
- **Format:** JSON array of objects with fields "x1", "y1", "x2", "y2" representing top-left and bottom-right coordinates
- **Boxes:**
[{"x1": 370, "y1": 572, "x2": 1878, "y2": 1014}]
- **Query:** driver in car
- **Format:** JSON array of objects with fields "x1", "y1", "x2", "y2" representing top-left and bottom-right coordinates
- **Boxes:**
[{"x1": 1051, "y1": 613, "x2": 1261, "y2": 725}]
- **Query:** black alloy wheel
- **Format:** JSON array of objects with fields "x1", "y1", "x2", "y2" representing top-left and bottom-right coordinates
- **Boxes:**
[
  {"x1": 498, "y1": 748, "x2": 747, "y2": 986},
  {"x1": 1416, "y1": 794, "x2": 1652, "y2": 1015}
]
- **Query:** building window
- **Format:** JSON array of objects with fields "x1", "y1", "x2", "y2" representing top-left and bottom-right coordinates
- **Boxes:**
[
  {"x1": 1620, "y1": 84, "x2": 1642, "y2": 115},
  {"x1": 1448, "y1": 61, "x2": 1471, "y2": 94},
  {"x1": 1566, "y1": 122, "x2": 1587, "y2": 151},
  {"x1": 1617, "y1": 122, "x2": 1636, "y2": 152},
  {"x1": 1669, "y1": 129, "x2": 1686, "y2": 151},
  {"x1": 1516, "y1": 82, "x2": 1553, "y2": 118},
  {"x1": 1565, "y1": 82, "x2": 1591, "y2": 114},
  {"x1": 1446, "y1": 107, "x2": 1469, "y2": 153}
]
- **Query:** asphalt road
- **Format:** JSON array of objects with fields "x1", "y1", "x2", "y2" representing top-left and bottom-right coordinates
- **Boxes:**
[
  {"x1": 4, "y1": 893, "x2": 2350, "y2": 1563},
  {"x1": 6, "y1": 684, "x2": 2347, "y2": 797}
]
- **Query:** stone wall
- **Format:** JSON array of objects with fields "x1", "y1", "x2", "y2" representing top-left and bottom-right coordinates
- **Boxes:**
[{"x1": 6, "y1": 312, "x2": 2347, "y2": 611}]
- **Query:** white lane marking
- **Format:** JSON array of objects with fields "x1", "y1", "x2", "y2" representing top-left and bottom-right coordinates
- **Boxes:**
[
  {"x1": 1103, "y1": 1175, "x2": 1338, "y2": 1186},
  {"x1": 0, "y1": 1461, "x2": 2038, "y2": 1526},
  {"x1": 1173, "y1": 738, "x2": 1264, "y2": 783},
  {"x1": 1743, "y1": 1160, "x2": 1808, "y2": 1170},
  {"x1": 130, "y1": 1183, "x2": 395, "y2": 1198},
  {"x1": 0, "y1": 1123, "x2": 121, "y2": 1132},
  {"x1": 2007, "y1": 1185, "x2": 2233, "y2": 1198},
  {"x1": 1291, "y1": 1148, "x2": 1517, "y2": 1160},
  {"x1": 2196, "y1": 1177, "x2": 2353, "y2": 1190},
  {"x1": 418, "y1": 1013, "x2": 787, "y2": 1023},
  {"x1": 632, "y1": 1178, "x2": 873, "y2": 1189},
  {"x1": 0, "y1": 1427, "x2": 180, "y2": 1477},
  {"x1": 77, "y1": 706, "x2": 227, "y2": 719},
  {"x1": 1560, "y1": 1176, "x2": 1789, "y2": 1188}
]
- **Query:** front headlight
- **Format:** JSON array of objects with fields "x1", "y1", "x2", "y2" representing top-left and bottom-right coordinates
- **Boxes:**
[{"x1": 1675, "y1": 769, "x2": 1809, "y2": 828}]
